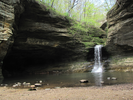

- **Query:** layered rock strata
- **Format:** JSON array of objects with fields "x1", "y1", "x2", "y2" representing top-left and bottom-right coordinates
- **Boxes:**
[
  {"x1": 0, "y1": 0, "x2": 87, "y2": 78},
  {"x1": 106, "y1": 0, "x2": 133, "y2": 55},
  {"x1": 0, "y1": 0, "x2": 107, "y2": 78},
  {"x1": 0, "y1": 0, "x2": 24, "y2": 78},
  {"x1": 106, "y1": 0, "x2": 133, "y2": 70}
]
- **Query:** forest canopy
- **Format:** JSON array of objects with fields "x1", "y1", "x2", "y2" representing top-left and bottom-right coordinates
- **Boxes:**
[{"x1": 36, "y1": 0, "x2": 116, "y2": 27}]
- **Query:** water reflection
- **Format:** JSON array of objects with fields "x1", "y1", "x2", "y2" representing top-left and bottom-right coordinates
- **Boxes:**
[
  {"x1": 92, "y1": 73, "x2": 103, "y2": 86},
  {"x1": 1, "y1": 72, "x2": 133, "y2": 88}
]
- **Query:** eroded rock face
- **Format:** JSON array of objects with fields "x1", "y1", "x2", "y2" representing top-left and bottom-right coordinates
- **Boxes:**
[
  {"x1": 106, "y1": 0, "x2": 133, "y2": 55},
  {"x1": 0, "y1": 0, "x2": 24, "y2": 78},
  {"x1": 0, "y1": 0, "x2": 87, "y2": 77},
  {"x1": 0, "y1": 0, "x2": 106, "y2": 78}
]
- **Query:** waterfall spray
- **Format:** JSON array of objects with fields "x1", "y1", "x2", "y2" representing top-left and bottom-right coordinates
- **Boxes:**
[{"x1": 91, "y1": 45, "x2": 103, "y2": 73}]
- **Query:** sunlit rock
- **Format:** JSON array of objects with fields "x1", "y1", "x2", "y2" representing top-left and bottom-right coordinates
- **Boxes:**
[
  {"x1": 111, "y1": 77, "x2": 117, "y2": 80},
  {"x1": 80, "y1": 79, "x2": 88, "y2": 83}
]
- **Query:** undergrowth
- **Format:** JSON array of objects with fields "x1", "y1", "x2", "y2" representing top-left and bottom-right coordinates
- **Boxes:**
[{"x1": 35, "y1": 0, "x2": 107, "y2": 49}]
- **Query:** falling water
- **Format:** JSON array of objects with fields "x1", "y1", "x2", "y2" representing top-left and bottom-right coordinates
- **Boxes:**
[{"x1": 91, "y1": 45, "x2": 103, "y2": 73}]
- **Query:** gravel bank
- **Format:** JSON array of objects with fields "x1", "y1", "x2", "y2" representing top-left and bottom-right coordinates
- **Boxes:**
[{"x1": 0, "y1": 84, "x2": 133, "y2": 100}]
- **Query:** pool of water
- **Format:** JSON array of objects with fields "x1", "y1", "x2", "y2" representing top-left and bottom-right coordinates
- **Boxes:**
[{"x1": 1, "y1": 72, "x2": 133, "y2": 89}]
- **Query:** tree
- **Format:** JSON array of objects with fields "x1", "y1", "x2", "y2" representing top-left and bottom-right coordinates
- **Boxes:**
[{"x1": 35, "y1": 0, "x2": 116, "y2": 27}]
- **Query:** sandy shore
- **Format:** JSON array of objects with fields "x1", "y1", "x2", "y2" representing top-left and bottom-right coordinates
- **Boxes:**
[{"x1": 0, "y1": 84, "x2": 133, "y2": 100}]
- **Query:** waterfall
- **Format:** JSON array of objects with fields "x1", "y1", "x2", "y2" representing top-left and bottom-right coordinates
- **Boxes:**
[{"x1": 91, "y1": 45, "x2": 103, "y2": 73}]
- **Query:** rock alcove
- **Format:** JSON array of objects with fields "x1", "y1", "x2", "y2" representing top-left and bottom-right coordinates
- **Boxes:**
[
  {"x1": 1, "y1": 0, "x2": 88, "y2": 78},
  {"x1": 1, "y1": 0, "x2": 133, "y2": 78}
]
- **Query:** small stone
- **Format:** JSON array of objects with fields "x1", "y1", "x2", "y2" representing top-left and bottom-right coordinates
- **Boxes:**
[
  {"x1": 17, "y1": 82, "x2": 21, "y2": 86},
  {"x1": 55, "y1": 87, "x2": 60, "y2": 89},
  {"x1": 4, "y1": 84, "x2": 8, "y2": 87},
  {"x1": 112, "y1": 77, "x2": 117, "y2": 80},
  {"x1": 13, "y1": 84, "x2": 17, "y2": 88},
  {"x1": 107, "y1": 77, "x2": 111, "y2": 80},
  {"x1": 35, "y1": 83, "x2": 42, "y2": 87},
  {"x1": 1, "y1": 84, "x2": 3, "y2": 86},
  {"x1": 39, "y1": 80, "x2": 42, "y2": 83},
  {"x1": 23, "y1": 82, "x2": 26, "y2": 85},
  {"x1": 80, "y1": 79, "x2": 88, "y2": 83},
  {"x1": 45, "y1": 88, "x2": 51, "y2": 90},
  {"x1": 100, "y1": 81, "x2": 104, "y2": 84},
  {"x1": 27, "y1": 83, "x2": 31, "y2": 87},
  {"x1": 31, "y1": 85, "x2": 35, "y2": 88}
]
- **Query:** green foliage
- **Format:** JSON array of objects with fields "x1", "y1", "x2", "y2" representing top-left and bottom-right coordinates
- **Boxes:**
[
  {"x1": 35, "y1": 0, "x2": 107, "y2": 49},
  {"x1": 68, "y1": 21, "x2": 106, "y2": 48},
  {"x1": 35, "y1": 0, "x2": 115, "y2": 27},
  {"x1": 82, "y1": 42, "x2": 95, "y2": 48},
  {"x1": 69, "y1": 22, "x2": 88, "y2": 35}
]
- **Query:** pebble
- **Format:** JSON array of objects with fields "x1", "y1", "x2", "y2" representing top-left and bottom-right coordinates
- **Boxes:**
[
  {"x1": 112, "y1": 77, "x2": 117, "y2": 80},
  {"x1": 27, "y1": 83, "x2": 31, "y2": 87},
  {"x1": 17, "y1": 82, "x2": 21, "y2": 86},
  {"x1": 13, "y1": 84, "x2": 18, "y2": 88},
  {"x1": 100, "y1": 81, "x2": 104, "y2": 84},
  {"x1": 23, "y1": 82, "x2": 26, "y2": 85},
  {"x1": 55, "y1": 87, "x2": 61, "y2": 89},
  {"x1": 39, "y1": 80, "x2": 42, "y2": 83},
  {"x1": 45, "y1": 88, "x2": 51, "y2": 90},
  {"x1": 31, "y1": 85, "x2": 35, "y2": 88},
  {"x1": 1, "y1": 84, "x2": 3, "y2": 86},
  {"x1": 80, "y1": 79, "x2": 88, "y2": 83},
  {"x1": 107, "y1": 77, "x2": 111, "y2": 80},
  {"x1": 35, "y1": 83, "x2": 42, "y2": 87},
  {"x1": 4, "y1": 84, "x2": 8, "y2": 87}
]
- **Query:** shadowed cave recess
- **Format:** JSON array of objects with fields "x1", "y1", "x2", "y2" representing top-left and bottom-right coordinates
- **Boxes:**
[
  {"x1": 1, "y1": 0, "x2": 88, "y2": 78},
  {"x1": 2, "y1": 0, "x2": 133, "y2": 78}
]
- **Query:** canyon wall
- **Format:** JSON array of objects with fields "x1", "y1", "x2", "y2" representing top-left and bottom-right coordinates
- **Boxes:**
[
  {"x1": 0, "y1": 0, "x2": 86, "y2": 78},
  {"x1": 0, "y1": 0, "x2": 106, "y2": 78},
  {"x1": 106, "y1": 0, "x2": 133, "y2": 55},
  {"x1": 0, "y1": 0, "x2": 25, "y2": 78},
  {"x1": 106, "y1": 0, "x2": 133, "y2": 71}
]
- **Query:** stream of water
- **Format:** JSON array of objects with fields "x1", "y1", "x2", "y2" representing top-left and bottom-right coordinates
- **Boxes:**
[
  {"x1": 1, "y1": 45, "x2": 133, "y2": 89},
  {"x1": 1, "y1": 72, "x2": 133, "y2": 89},
  {"x1": 92, "y1": 45, "x2": 103, "y2": 73}
]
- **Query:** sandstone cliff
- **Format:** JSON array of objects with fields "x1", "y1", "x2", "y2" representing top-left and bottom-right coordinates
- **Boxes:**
[
  {"x1": 106, "y1": 0, "x2": 133, "y2": 71},
  {"x1": 106, "y1": 0, "x2": 133, "y2": 55},
  {"x1": 0, "y1": 0, "x2": 106, "y2": 78},
  {"x1": 0, "y1": 0, "x2": 25, "y2": 78}
]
